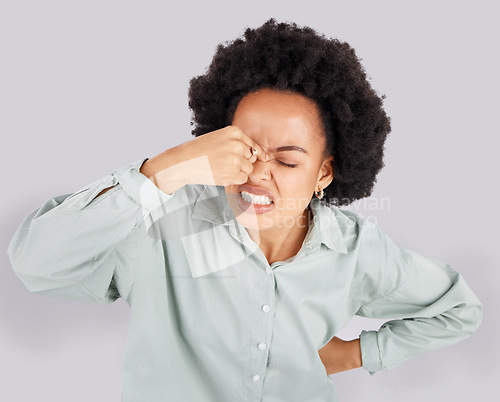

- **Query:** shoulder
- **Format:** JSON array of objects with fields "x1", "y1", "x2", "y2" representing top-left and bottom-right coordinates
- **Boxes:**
[
  {"x1": 329, "y1": 205, "x2": 377, "y2": 234},
  {"x1": 326, "y1": 204, "x2": 396, "y2": 255}
]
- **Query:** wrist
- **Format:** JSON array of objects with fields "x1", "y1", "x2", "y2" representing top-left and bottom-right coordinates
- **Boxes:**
[
  {"x1": 348, "y1": 338, "x2": 362, "y2": 369},
  {"x1": 140, "y1": 144, "x2": 192, "y2": 194}
]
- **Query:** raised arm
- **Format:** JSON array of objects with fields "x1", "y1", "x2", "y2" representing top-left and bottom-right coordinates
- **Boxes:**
[
  {"x1": 7, "y1": 157, "x2": 179, "y2": 303},
  {"x1": 7, "y1": 126, "x2": 270, "y2": 304}
]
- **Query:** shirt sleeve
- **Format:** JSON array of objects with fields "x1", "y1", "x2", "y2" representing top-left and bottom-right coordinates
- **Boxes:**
[
  {"x1": 353, "y1": 219, "x2": 483, "y2": 376},
  {"x1": 7, "y1": 157, "x2": 175, "y2": 304}
]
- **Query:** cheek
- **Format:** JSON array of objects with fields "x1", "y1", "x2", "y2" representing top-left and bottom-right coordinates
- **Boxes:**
[
  {"x1": 274, "y1": 172, "x2": 315, "y2": 209},
  {"x1": 276, "y1": 168, "x2": 316, "y2": 190}
]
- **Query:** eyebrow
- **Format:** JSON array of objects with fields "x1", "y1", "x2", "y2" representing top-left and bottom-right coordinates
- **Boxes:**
[{"x1": 272, "y1": 145, "x2": 308, "y2": 155}]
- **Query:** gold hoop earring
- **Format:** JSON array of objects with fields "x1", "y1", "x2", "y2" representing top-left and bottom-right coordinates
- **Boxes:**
[{"x1": 315, "y1": 186, "x2": 324, "y2": 199}]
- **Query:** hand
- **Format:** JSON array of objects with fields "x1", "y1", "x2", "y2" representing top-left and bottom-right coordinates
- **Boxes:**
[
  {"x1": 180, "y1": 125, "x2": 269, "y2": 186},
  {"x1": 318, "y1": 336, "x2": 362, "y2": 375}
]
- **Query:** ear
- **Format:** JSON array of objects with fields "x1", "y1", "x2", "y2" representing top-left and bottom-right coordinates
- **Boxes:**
[{"x1": 316, "y1": 155, "x2": 334, "y2": 190}]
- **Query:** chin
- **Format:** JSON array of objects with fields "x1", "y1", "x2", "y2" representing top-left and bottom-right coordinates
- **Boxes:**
[{"x1": 234, "y1": 212, "x2": 275, "y2": 231}]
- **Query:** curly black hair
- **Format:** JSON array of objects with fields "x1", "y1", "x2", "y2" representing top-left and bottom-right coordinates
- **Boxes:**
[{"x1": 188, "y1": 18, "x2": 391, "y2": 207}]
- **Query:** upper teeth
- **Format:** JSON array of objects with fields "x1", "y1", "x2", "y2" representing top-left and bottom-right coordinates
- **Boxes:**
[{"x1": 241, "y1": 191, "x2": 273, "y2": 205}]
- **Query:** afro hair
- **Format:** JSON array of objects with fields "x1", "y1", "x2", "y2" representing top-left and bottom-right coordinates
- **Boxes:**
[{"x1": 188, "y1": 18, "x2": 391, "y2": 207}]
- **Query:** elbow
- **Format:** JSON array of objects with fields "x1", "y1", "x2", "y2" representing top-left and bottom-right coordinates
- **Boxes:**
[
  {"x1": 9, "y1": 257, "x2": 43, "y2": 294},
  {"x1": 7, "y1": 240, "x2": 29, "y2": 287},
  {"x1": 8, "y1": 242, "x2": 36, "y2": 292},
  {"x1": 454, "y1": 295, "x2": 483, "y2": 338},
  {"x1": 463, "y1": 281, "x2": 484, "y2": 336},
  {"x1": 7, "y1": 226, "x2": 34, "y2": 280},
  {"x1": 450, "y1": 273, "x2": 484, "y2": 337},
  {"x1": 8, "y1": 247, "x2": 69, "y2": 294},
  {"x1": 469, "y1": 299, "x2": 483, "y2": 336}
]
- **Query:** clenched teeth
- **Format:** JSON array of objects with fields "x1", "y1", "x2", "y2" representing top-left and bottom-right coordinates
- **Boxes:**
[{"x1": 240, "y1": 191, "x2": 274, "y2": 205}]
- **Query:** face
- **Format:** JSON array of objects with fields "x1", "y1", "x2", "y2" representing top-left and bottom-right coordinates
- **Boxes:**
[{"x1": 224, "y1": 87, "x2": 334, "y2": 231}]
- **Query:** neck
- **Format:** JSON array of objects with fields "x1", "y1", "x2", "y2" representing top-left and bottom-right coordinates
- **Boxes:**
[{"x1": 246, "y1": 206, "x2": 313, "y2": 264}]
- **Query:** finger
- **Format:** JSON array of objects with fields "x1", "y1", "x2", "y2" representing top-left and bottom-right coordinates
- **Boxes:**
[
  {"x1": 239, "y1": 158, "x2": 254, "y2": 175},
  {"x1": 235, "y1": 171, "x2": 248, "y2": 185},
  {"x1": 237, "y1": 141, "x2": 260, "y2": 165},
  {"x1": 237, "y1": 141, "x2": 257, "y2": 162},
  {"x1": 238, "y1": 132, "x2": 269, "y2": 162}
]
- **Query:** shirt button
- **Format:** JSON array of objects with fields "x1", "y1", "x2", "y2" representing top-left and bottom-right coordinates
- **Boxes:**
[
  {"x1": 265, "y1": 267, "x2": 272, "y2": 274},
  {"x1": 306, "y1": 246, "x2": 312, "y2": 251},
  {"x1": 253, "y1": 375, "x2": 261, "y2": 381},
  {"x1": 262, "y1": 305, "x2": 271, "y2": 313},
  {"x1": 258, "y1": 342, "x2": 267, "y2": 350}
]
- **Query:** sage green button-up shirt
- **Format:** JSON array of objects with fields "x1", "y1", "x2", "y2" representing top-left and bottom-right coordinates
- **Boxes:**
[{"x1": 7, "y1": 157, "x2": 483, "y2": 402}]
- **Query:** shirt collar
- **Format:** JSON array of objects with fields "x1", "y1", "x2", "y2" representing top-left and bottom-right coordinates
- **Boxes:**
[{"x1": 191, "y1": 185, "x2": 348, "y2": 255}]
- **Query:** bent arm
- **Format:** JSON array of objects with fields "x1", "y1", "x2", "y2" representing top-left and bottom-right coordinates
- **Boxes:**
[
  {"x1": 354, "y1": 223, "x2": 483, "y2": 376},
  {"x1": 7, "y1": 157, "x2": 176, "y2": 303}
]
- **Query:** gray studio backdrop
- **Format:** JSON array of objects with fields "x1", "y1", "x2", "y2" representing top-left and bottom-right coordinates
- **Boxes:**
[{"x1": 1, "y1": 1, "x2": 498, "y2": 401}]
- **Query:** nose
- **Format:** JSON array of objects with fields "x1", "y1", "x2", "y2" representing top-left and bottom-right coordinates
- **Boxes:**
[{"x1": 249, "y1": 157, "x2": 272, "y2": 180}]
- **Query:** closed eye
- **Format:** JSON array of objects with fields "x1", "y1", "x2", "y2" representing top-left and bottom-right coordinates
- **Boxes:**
[{"x1": 277, "y1": 160, "x2": 297, "y2": 168}]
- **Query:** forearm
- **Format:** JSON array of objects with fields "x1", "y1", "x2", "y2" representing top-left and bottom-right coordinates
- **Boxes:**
[
  {"x1": 318, "y1": 336, "x2": 362, "y2": 375},
  {"x1": 139, "y1": 141, "x2": 214, "y2": 195},
  {"x1": 95, "y1": 144, "x2": 191, "y2": 199}
]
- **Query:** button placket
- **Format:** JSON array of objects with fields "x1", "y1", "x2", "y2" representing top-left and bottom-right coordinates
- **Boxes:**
[{"x1": 249, "y1": 259, "x2": 276, "y2": 392}]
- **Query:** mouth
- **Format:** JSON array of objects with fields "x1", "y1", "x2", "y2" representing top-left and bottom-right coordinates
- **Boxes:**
[
  {"x1": 237, "y1": 184, "x2": 275, "y2": 204},
  {"x1": 238, "y1": 190, "x2": 275, "y2": 206},
  {"x1": 236, "y1": 187, "x2": 276, "y2": 214}
]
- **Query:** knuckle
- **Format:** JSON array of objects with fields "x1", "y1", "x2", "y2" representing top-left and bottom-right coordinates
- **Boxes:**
[
  {"x1": 232, "y1": 154, "x2": 241, "y2": 165},
  {"x1": 240, "y1": 142, "x2": 250, "y2": 154},
  {"x1": 230, "y1": 126, "x2": 242, "y2": 137}
]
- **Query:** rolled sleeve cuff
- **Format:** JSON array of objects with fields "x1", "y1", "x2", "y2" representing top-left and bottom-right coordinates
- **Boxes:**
[
  {"x1": 359, "y1": 329, "x2": 383, "y2": 376},
  {"x1": 112, "y1": 158, "x2": 175, "y2": 214}
]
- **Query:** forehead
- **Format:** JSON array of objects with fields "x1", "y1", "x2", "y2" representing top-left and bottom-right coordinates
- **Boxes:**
[{"x1": 232, "y1": 88, "x2": 325, "y2": 147}]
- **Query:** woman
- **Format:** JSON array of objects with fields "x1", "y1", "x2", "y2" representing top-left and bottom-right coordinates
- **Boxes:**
[{"x1": 8, "y1": 19, "x2": 482, "y2": 402}]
